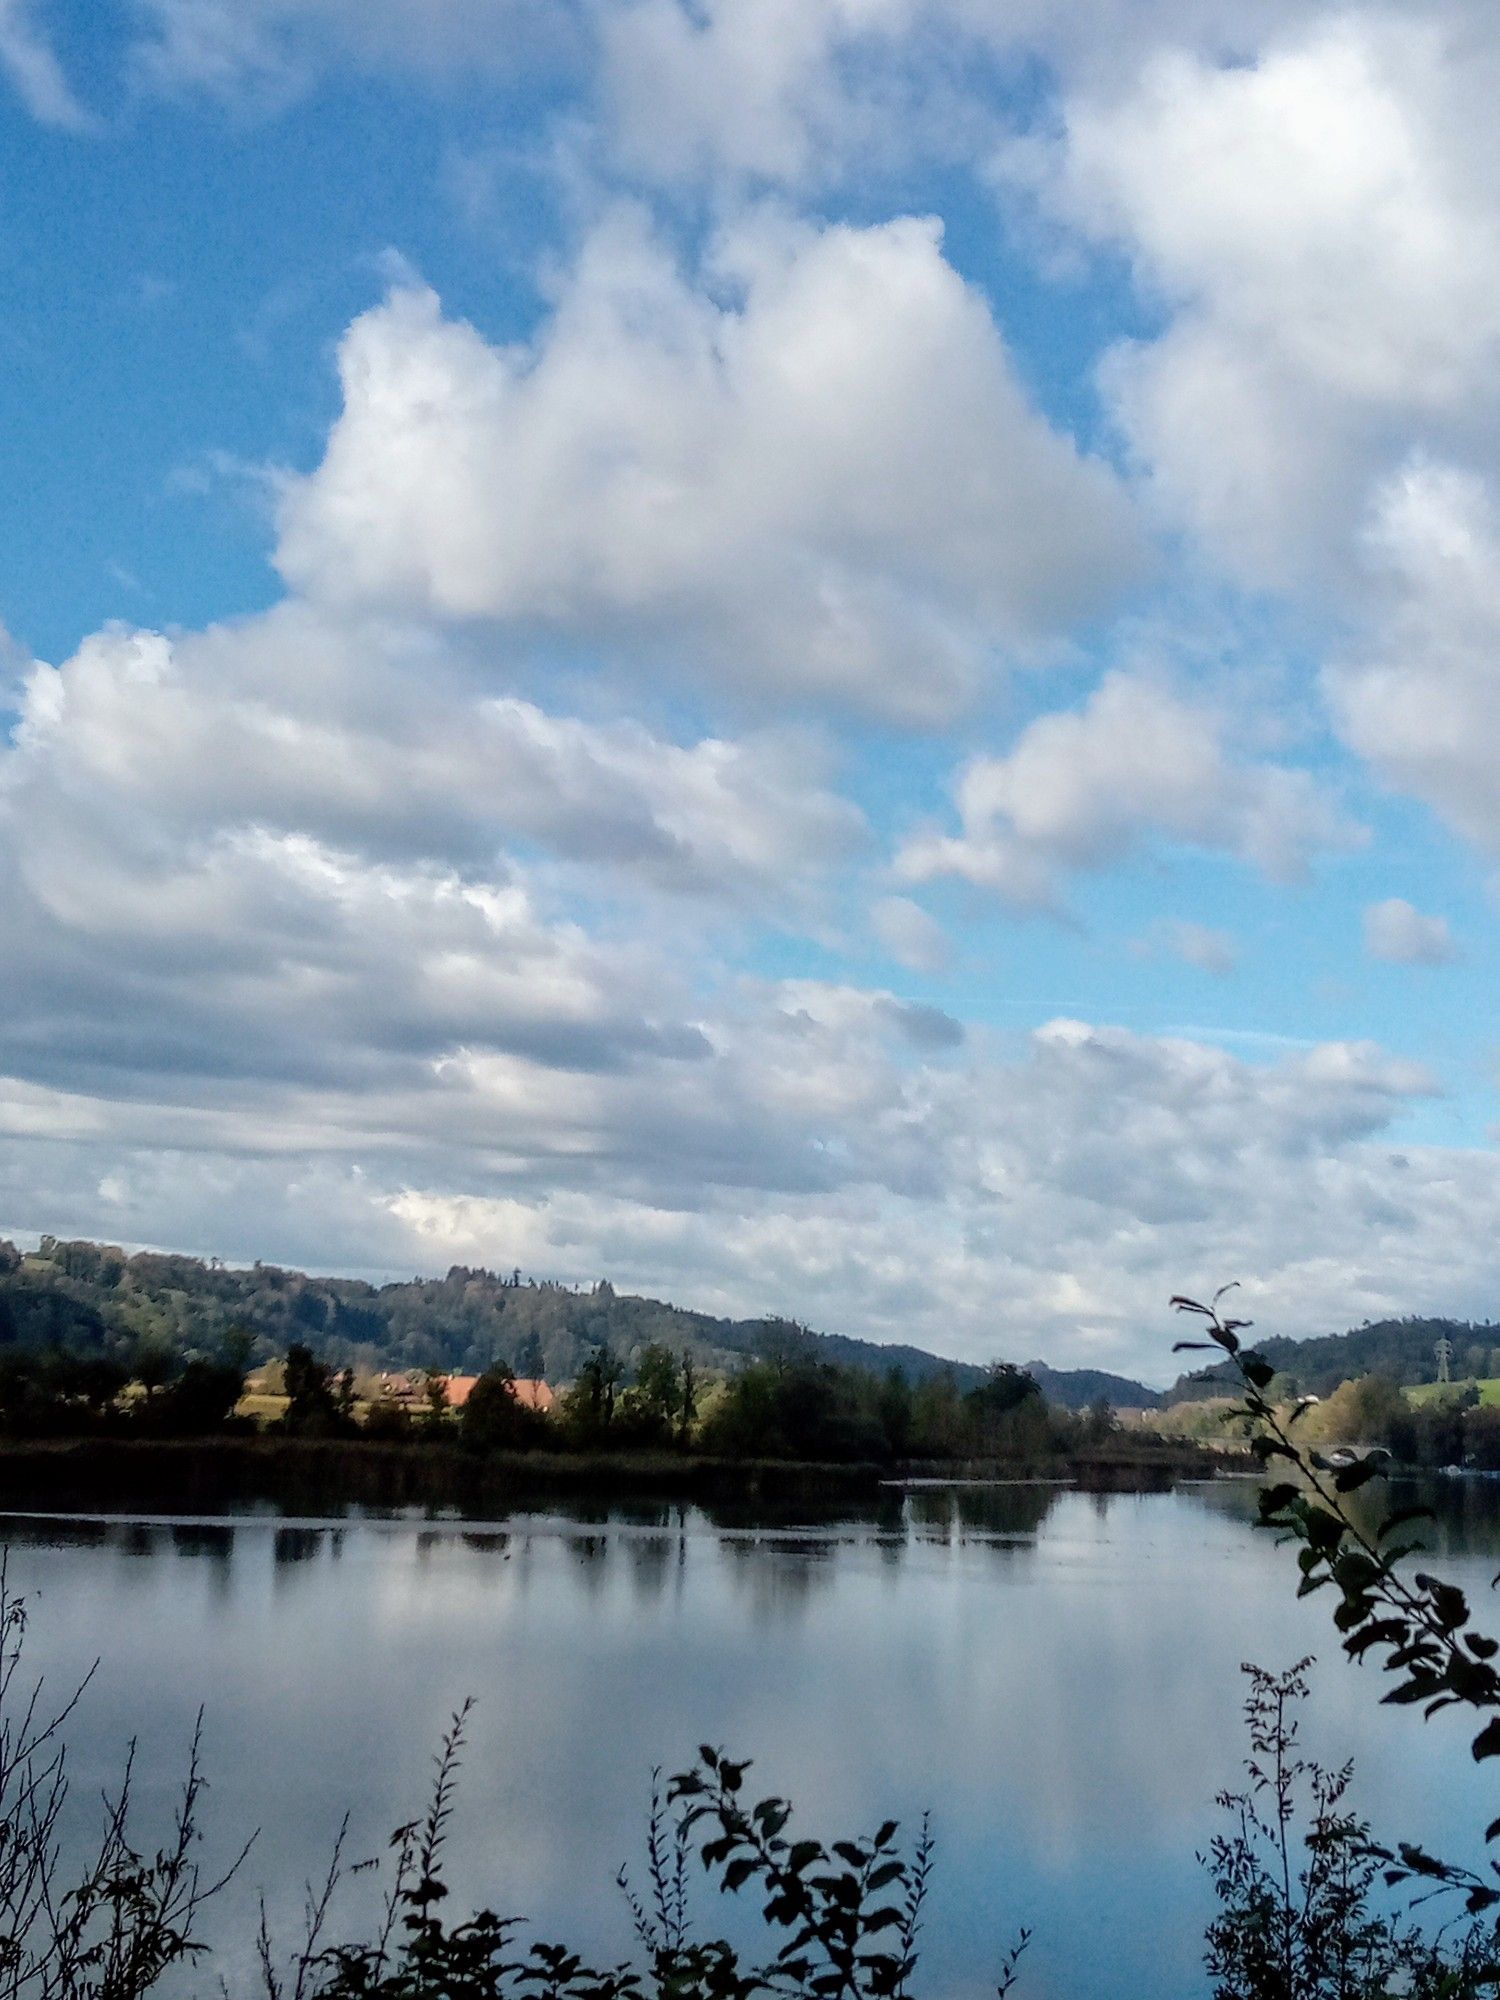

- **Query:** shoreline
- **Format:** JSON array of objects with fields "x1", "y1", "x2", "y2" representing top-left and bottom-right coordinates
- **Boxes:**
[{"x1": 0, "y1": 1434, "x2": 1228, "y2": 1515}]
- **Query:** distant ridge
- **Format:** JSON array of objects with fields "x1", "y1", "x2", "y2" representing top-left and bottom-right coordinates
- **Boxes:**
[
  {"x1": 1026, "y1": 1361, "x2": 1161, "y2": 1411},
  {"x1": 1168, "y1": 1314, "x2": 1500, "y2": 1403},
  {"x1": 0, "y1": 1234, "x2": 1160, "y2": 1409}
]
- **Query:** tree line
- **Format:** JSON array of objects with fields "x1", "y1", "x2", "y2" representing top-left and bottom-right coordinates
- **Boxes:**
[
  {"x1": 265, "y1": 1341, "x2": 1118, "y2": 1467},
  {"x1": 0, "y1": 1314, "x2": 1131, "y2": 1469},
  {"x1": 1163, "y1": 1368, "x2": 1500, "y2": 1471}
]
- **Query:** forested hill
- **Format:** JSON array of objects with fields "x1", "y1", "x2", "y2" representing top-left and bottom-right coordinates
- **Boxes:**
[
  {"x1": 0, "y1": 1235, "x2": 1160, "y2": 1407},
  {"x1": 1169, "y1": 1315, "x2": 1500, "y2": 1402},
  {"x1": 1026, "y1": 1361, "x2": 1161, "y2": 1411}
]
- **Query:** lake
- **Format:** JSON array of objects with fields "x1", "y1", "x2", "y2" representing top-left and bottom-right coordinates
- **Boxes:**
[{"x1": 3, "y1": 1479, "x2": 1498, "y2": 2000}]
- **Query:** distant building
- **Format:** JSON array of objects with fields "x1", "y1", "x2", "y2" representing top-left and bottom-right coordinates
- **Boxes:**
[
  {"x1": 376, "y1": 1370, "x2": 428, "y2": 1405},
  {"x1": 509, "y1": 1377, "x2": 555, "y2": 1413},
  {"x1": 376, "y1": 1370, "x2": 554, "y2": 1413}
]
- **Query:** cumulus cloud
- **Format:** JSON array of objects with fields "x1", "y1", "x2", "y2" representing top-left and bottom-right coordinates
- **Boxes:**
[
  {"x1": 0, "y1": 601, "x2": 902, "y2": 1185},
  {"x1": 11, "y1": 606, "x2": 862, "y2": 906},
  {"x1": 276, "y1": 209, "x2": 1141, "y2": 722},
  {"x1": 597, "y1": 0, "x2": 1327, "y2": 192},
  {"x1": 1030, "y1": 13, "x2": 1500, "y2": 583},
  {"x1": 119, "y1": 0, "x2": 1296, "y2": 165},
  {"x1": 600, "y1": 0, "x2": 904, "y2": 187},
  {"x1": 896, "y1": 673, "x2": 1360, "y2": 911},
  {"x1": 1364, "y1": 897, "x2": 1457, "y2": 966},
  {"x1": 1329, "y1": 460, "x2": 1500, "y2": 855}
]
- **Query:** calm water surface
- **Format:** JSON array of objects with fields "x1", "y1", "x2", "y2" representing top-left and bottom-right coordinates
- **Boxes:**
[{"x1": 4, "y1": 1480, "x2": 1499, "y2": 2000}]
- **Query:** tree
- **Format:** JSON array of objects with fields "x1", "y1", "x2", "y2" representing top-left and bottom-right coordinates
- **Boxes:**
[
  {"x1": 132, "y1": 1338, "x2": 177, "y2": 1403},
  {"x1": 1079, "y1": 1397, "x2": 1117, "y2": 1447},
  {"x1": 911, "y1": 1369, "x2": 965, "y2": 1456},
  {"x1": 281, "y1": 1343, "x2": 343, "y2": 1436},
  {"x1": 878, "y1": 1368, "x2": 914, "y2": 1458},
  {"x1": 460, "y1": 1366, "x2": 546, "y2": 1454},
  {"x1": 1299, "y1": 1375, "x2": 1408, "y2": 1450},
  {"x1": 678, "y1": 1352, "x2": 698, "y2": 1449},
  {"x1": 563, "y1": 1345, "x2": 624, "y2": 1439},
  {"x1": 962, "y1": 1366, "x2": 1053, "y2": 1460},
  {"x1": 627, "y1": 1345, "x2": 682, "y2": 1443},
  {"x1": 423, "y1": 1372, "x2": 452, "y2": 1431},
  {"x1": 759, "y1": 1319, "x2": 812, "y2": 1379},
  {"x1": 143, "y1": 1358, "x2": 246, "y2": 1437},
  {"x1": 697, "y1": 1359, "x2": 887, "y2": 1463},
  {"x1": 1466, "y1": 1406, "x2": 1500, "y2": 1471},
  {"x1": 55, "y1": 1351, "x2": 129, "y2": 1417},
  {"x1": 514, "y1": 1330, "x2": 545, "y2": 1381}
]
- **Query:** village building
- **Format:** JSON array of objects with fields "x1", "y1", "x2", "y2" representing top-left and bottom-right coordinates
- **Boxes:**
[{"x1": 376, "y1": 1370, "x2": 555, "y2": 1413}]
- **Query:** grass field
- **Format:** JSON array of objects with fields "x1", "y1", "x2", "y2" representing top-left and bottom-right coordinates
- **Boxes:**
[
  {"x1": 235, "y1": 1393, "x2": 387, "y2": 1425},
  {"x1": 1406, "y1": 1377, "x2": 1500, "y2": 1407},
  {"x1": 236, "y1": 1392, "x2": 290, "y2": 1423}
]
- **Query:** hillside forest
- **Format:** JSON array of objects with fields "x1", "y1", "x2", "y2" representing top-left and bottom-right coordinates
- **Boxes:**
[{"x1": 0, "y1": 1236, "x2": 1154, "y2": 1408}]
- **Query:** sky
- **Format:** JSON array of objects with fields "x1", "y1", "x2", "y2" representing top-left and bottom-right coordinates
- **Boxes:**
[{"x1": 3, "y1": 0, "x2": 1500, "y2": 1382}]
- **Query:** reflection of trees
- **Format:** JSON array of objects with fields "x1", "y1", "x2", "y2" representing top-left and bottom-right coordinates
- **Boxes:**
[
  {"x1": 6, "y1": 1517, "x2": 111, "y2": 1553},
  {"x1": 1431, "y1": 1476, "x2": 1500, "y2": 1561},
  {"x1": 273, "y1": 1526, "x2": 325, "y2": 1567},
  {"x1": 1188, "y1": 1471, "x2": 1500, "y2": 1569},
  {"x1": 1357, "y1": 1474, "x2": 1500, "y2": 1565},
  {"x1": 697, "y1": 1495, "x2": 905, "y2": 1536},
  {"x1": 459, "y1": 1531, "x2": 511, "y2": 1559},
  {"x1": 621, "y1": 1528, "x2": 679, "y2": 1605},
  {"x1": 568, "y1": 1533, "x2": 610, "y2": 1598},
  {"x1": 169, "y1": 1523, "x2": 234, "y2": 1597},
  {"x1": 903, "y1": 1482, "x2": 1062, "y2": 1545},
  {"x1": 715, "y1": 1534, "x2": 836, "y2": 1622}
]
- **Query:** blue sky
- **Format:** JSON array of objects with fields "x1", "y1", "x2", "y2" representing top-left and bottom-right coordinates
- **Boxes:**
[{"x1": 3, "y1": 0, "x2": 1499, "y2": 1379}]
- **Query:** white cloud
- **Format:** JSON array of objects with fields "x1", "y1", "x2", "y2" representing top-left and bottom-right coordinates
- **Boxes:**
[
  {"x1": 0, "y1": 621, "x2": 1465, "y2": 1379},
  {"x1": 123, "y1": 0, "x2": 1322, "y2": 163},
  {"x1": 1329, "y1": 460, "x2": 1500, "y2": 855},
  {"x1": 130, "y1": 0, "x2": 582, "y2": 103},
  {"x1": 597, "y1": 0, "x2": 1321, "y2": 193},
  {"x1": 276, "y1": 208, "x2": 1141, "y2": 722},
  {"x1": 0, "y1": 605, "x2": 901, "y2": 1207},
  {"x1": 0, "y1": 0, "x2": 91, "y2": 126},
  {"x1": 10, "y1": 606, "x2": 862, "y2": 906},
  {"x1": 897, "y1": 673, "x2": 1360, "y2": 911},
  {"x1": 2, "y1": 1011, "x2": 1479, "y2": 1381},
  {"x1": 871, "y1": 895, "x2": 951, "y2": 973},
  {"x1": 1363, "y1": 897, "x2": 1457, "y2": 967},
  {"x1": 1032, "y1": 13, "x2": 1500, "y2": 583},
  {"x1": 600, "y1": 0, "x2": 901, "y2": 187}
]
